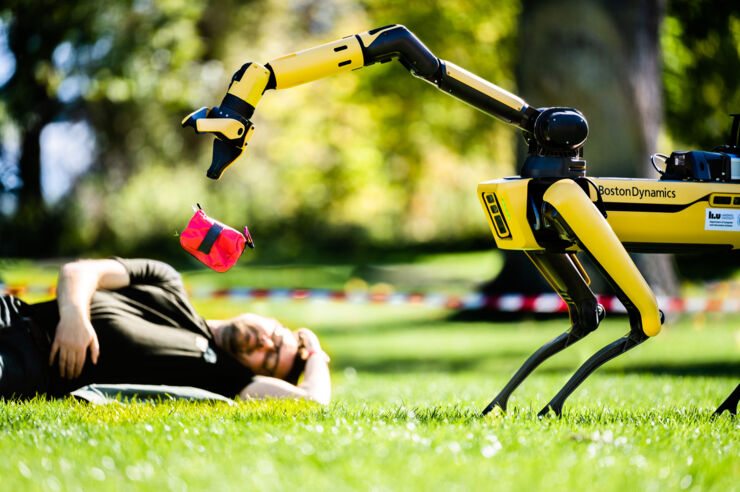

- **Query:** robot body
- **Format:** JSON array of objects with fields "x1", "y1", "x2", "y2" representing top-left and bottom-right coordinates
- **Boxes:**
[{"x1": 479, "y1": 177, "x2": 740, "y2": 253}]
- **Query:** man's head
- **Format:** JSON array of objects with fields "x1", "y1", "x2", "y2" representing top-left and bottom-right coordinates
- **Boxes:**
[{"x1": 212, "y1": 313, "x2": 305, "y2": 382}]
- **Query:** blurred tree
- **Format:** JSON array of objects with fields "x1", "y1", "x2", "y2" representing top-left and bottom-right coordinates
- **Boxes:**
[
  {"x1": 662, "y1": 0, "x2": 740, "y2": 150},
  {"x1": 0, "y1": 2, "x2": 99, "y2": 254},
  {"x1": 662, "y1": 0, "x2": 740, "y2": 280},
  {"x1": 64, "y1": 0, "x2": 520, "y2": 261},
  {"x1": 483, "y1": 0, "x2": 683, "y2": 299},
  {"x1": 0, "y1": 0, "x2": 521, "y2": 260},
  {"x1": 0, "y1": 0, "x2": 221, "y2": 257}
]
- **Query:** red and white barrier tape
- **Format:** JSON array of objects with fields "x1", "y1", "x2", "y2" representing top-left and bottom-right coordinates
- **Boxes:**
[{"x1": 1, "y1": 283, "x2": 738, "y2": 314}]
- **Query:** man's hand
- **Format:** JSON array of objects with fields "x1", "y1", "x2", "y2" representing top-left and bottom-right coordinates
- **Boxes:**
[
  {"x1": 49, "y1": 308, "x2": 100, "y2": 379},
  {"x1": 296, "y1": 328, "x2": 329, "y2": 363},
  {"x1": 49, "y1": 259, "x2": 127, "y2": 379}
]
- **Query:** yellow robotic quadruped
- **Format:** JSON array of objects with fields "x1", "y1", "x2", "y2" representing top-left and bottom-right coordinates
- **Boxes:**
[{"x1": 183, "y1": 25, "x2": 740, "y2": 417}]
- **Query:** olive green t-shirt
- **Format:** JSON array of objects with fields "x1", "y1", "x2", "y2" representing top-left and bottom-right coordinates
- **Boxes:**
[{"x1": 31, "y1": 258, "x2": 254, "y2": 397}]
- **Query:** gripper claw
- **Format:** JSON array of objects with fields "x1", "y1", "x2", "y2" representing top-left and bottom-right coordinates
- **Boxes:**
[
  {"x1": 712, "y1": 383, "x2": 740, "y2": 417},
  {"x1": 537, "y1": 330, "x2": 649, "y2": 417}
]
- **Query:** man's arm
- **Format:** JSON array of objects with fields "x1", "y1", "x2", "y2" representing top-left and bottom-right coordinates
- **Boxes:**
[
  {"x1": 50, "y1": 259, "x2": 130, "y2": 379},
  {"x1": 239, "y1": 329, "x2": 331, "y2": 405}
]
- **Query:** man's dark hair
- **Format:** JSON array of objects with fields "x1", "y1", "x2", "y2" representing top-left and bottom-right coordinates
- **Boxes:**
[{"x1": 284, "y1": 353, "x2": 306, "y2": 385}]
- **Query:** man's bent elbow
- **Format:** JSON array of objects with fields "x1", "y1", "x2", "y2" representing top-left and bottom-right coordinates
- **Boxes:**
[
  {"x1": 60, "y1": 260, "x2": 88, "y2": 277},
  {"x1": 300, "y1": 384, "x2": 331, "y2": 405}
]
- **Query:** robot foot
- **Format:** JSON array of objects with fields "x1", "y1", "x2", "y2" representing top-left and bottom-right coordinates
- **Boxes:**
[
  {"x1": 712, "y1": 383, "x2": 740, "y2": 417},
  {"x1": 481, "y1": 328, "x2": 589, "y2": 416},
  {"x1": 538, "y1": 329, "x2": 649, "y2": 418}
]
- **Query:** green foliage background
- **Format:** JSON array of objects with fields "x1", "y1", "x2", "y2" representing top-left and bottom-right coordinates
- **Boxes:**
[
  {"x1": 0, "y1": 0, "x2": 738, "y2": 260},
  {"x1": 0, "y1": 0, "x2": 522, "y2": 259}
]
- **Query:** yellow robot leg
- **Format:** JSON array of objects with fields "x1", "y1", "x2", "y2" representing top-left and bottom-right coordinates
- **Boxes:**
[
  {"x1": 536, "y1": 179, "x2": 663, "y2": 416},
  {"x1": 482, "y1": 251, "x2": 604, "y2": 414}
]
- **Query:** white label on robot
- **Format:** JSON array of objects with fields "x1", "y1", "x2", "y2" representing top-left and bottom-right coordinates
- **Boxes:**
[
  {"x1": 705, "y1": 208, "x2": 740, "y2": 231},
  {"x1": 731, "y1": 157, "x2": 740, "y2": 180}
]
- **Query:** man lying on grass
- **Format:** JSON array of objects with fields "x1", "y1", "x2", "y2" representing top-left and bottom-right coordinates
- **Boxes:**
[{"x1": 0, "y1": 258, "x2": 330, "y2": 403}]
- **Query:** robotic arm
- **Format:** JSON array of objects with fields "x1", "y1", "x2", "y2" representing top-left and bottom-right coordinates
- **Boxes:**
[{"x1": 182, "y1": 24, "x2": 586, "y2": 179}]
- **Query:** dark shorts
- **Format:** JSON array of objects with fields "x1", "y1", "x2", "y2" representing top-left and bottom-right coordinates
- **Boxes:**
[{"x1": 0, "y1": 295, "x2": 51, "y2": 399}]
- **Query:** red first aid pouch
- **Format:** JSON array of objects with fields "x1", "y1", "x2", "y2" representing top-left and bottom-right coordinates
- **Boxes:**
[{"x1": 180, "y1": 206, "x2": 253, "y2": 272}]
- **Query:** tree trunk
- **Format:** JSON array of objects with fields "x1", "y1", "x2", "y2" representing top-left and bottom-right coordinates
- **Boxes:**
[
  {"x1": 483, "y1": 0, "x2": 679, "y2": 300},
  {"x1": 0, "y1": 117, "x2": 53, "y2": 257},
  {"x1": 17, "y1": 118, "x2": 44, "y2": 210}
]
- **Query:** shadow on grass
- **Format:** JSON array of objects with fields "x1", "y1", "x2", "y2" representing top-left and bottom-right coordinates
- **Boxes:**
[
  {"x1": 332, "y1": 352, "x2": 570, "y2": 374},
  {"x1": 601, "y1": 361, "x2": 740, "y2": 378},
  {"x1": 318, "y1": 317, "x2": 531, "y2": 336},
  {"x1": 448, "y1": 309, "x2": 575, "y2": 323},
  {"x1": 318, "y1": 318, "x2": 450, "y2": 336},
  {"x1": 333, "y1": 356, "x2": 740, "y2": 378}
]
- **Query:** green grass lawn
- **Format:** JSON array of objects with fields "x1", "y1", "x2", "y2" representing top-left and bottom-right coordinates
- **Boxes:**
[{"x1": 1, "y1": 256, "x2": 738, "y2": 491}]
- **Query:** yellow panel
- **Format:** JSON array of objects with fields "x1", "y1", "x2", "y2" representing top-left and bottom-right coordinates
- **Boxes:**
[
  {"x1": 444, "y1": 61, "x2": 526, "y2": 111},
  {"x1": 477, "y1": 178, "x2": 539, "y2": 250},
  {"x1": 228, "y1": 63, "x2": 271, "y2": 107},
  {"x1": 593, "y1": 178, "x2": 740, "y2": 249},
  {"x1": 196, "y1": 118, "x2": 244, "y2": 141},
  {"x1": 269, "y1": 37, "x2": 363, "y2": 89},
  {"x1": 244, "y1": 124, "x2": 256, "y2": 144}
]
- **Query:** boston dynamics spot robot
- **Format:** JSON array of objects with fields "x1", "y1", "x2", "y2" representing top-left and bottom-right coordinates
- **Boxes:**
[{"x1": 183, "y1": 25, "x2": 740, "y2": 417}]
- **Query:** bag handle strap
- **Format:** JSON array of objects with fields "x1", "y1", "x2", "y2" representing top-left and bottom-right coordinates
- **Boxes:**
[{"x1": 197, "y1": 223, "x2": 224, "y2": 254}]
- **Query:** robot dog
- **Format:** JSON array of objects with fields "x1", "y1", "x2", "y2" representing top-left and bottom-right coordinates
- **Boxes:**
[{"x1": 183, "y1": 25, "x2": 740, "y2": 417}]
